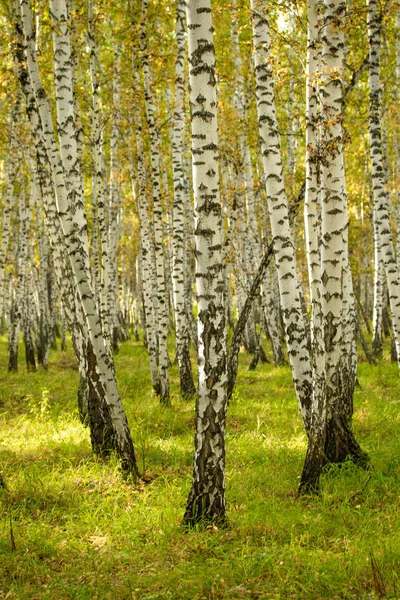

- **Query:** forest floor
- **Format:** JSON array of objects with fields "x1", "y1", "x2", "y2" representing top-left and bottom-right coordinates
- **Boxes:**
[{"x1": 0, "y1": 335, "x2": 399, "y2": 599}]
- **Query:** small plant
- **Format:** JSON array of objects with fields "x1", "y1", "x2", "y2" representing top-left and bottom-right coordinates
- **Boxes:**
[{"x1": 27, "y1": 388, "x2": 51, "y2": 420}]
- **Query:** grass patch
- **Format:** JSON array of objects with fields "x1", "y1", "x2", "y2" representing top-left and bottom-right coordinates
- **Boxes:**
[{"x1": 0, "y1": 336, "x2": 399, "y2": 599}]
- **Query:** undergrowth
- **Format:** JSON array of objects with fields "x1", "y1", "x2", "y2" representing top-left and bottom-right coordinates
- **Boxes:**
[{"x1": 0, "y1": 336, "x2": 399, "y2": 599}]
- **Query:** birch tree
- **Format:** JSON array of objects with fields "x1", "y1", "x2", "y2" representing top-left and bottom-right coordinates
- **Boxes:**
[
  {"x1": 299, "y1": 0, "x2": 368, "y2": 492},
  {"x1": 140, "y1": 0, "x2": 170, "y2": 404},
  {"x1": 184, "y1": 0, "x2": 227, "y2": 526},
  {"x1": 171, "y1": 0, "x2": 195, "y2": 398},
  {"x1": 367, "y1": 0, "x2": 400, "y2": 363},
  {"x1": 19, "y1": 0, "x2": 139, "y2": 476},
  {"x1": 251, "y1": 0, "x2": 312, "y2": 433}
]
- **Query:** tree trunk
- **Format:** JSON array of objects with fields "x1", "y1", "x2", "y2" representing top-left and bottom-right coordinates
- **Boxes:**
[
  {"x1": 251, "y1": 0, "x2": 312, "y2": 433},
  {"x1": 171, "y1": 0, "x2": 195, "y2": 399},
  {"x1": 368, "y1": 0, "x2": 400, "y2": 363},
  {"x1": 299, "y1": 0, "x2": 368, "y2": 492},
  {"x1": 184, "y1": 0, "x2": 227, "y2": 526},
  {"x1": 140, "y1": 0, "x2": 170, "y2": 404},
  {"x1": 20, "y1": 0, "x2": 139, "y2": 477}
]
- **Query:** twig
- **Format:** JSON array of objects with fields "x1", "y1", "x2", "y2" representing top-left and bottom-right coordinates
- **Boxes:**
[
  {"x1": 10, "y1": 514, "x2": 16, "y2": 552},
  {"x1": 370, "y1": 550, "x2": 386, "y2": 598},
  {"x1": 349, "y1": 474, "x2": 372, "y2": 502}
]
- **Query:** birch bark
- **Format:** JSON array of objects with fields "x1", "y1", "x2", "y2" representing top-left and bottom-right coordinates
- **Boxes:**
[
  {"x1": 299, "y1": 0, "x2": 368, "y2": 492},
  {"x1": 13, "y1": 1, "x2": 116, "y2": 448},
  {"x1": 132, "y1": 138, "x2": 161, "y2": 395},
  {"x1": 251, "y1": 0, "x2": 312, "y2": 432},
  {"x1": 20, "y1": 0, "x2": 139, "y2": 476},
  {"x1": 108, "y1": 46, "x2": 122, "y2": 352},
  {"x1": 0, "y1": 106, "x2": 17, "y2": 325},
  {"x1": 371, "y1": 201, "x2": 385, "y2": 356},
  {"x1": 367, "y1": 0, "x2": 400, "y2": 363},
  {"x1": 87, "y1": 0, "x2": 107, "y2": 336},
  {"x1": 184, "y1": 0, "x2": 227, "y2": 525},
  {"x1": 171, "y1": 0, "x2": 195, "y2": 398},
  {"x1": 140, "y1": 0, "x2": 170, "y2": 404}
]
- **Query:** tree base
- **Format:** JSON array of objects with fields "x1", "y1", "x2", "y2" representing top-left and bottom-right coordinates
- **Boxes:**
[
  {"x1": 183, "y1": 490, "x2": 227, "y2": 528},
  {"x1": 298, "y1": 413, "x2": 369, "y2": 495},
  {"x1": 179, "y1": 363, "x2": 196, "y2": 400}
]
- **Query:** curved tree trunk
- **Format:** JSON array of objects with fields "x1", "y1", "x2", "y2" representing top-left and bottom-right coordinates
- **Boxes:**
[
  {"x1": 13, "y1": 4, "x2": 114, "y2": 454},
  {"x1": 251, "y1": 0, "x2": 312, "y2": 433},
  {"x1": 20, "y1": 0, "x2": 139, "y2": 477}
]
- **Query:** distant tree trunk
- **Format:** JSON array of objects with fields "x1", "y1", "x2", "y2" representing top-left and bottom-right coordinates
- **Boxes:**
[
  {"x1": 140, "y1": 0, "x2": 170, "y2": 404},
  {"x1": 227, "y1": 240, "x2": 274, "y2": 401},
  {"x1": 0, "y1": 132, "x2": 14, "y2": 327},
  {"x1": 229, "y1": 7, "x2": 261, "y2": 354},
  {"x1": 131, "y1": 95, "x2": 162, "y2": 395},
  {"x1": 32, "y1": 164, "x2": 50, "y2": 370},
  {"x1": 372, "y1": 201, "x2": 385, "y2": 357},
  {"x1": 184, "y1": 0, "x2": 228, "y2": 526},
  {"x1": 8, "y1": 285, "x2": 20, "y2": 373},
  {"x1": 87, "y1": 0, "x2": 108, "y2": 340},
  {"x1": 183, "y1": 156, "x2": 197, "y2": 346},
  {"x1": 20, "y1": 176, "x2": 36, "y2": 373},
  {"x1": 108, "y1": 45, "x2": 123, "y2": 352},
  {"x1": 368, "y1": 0, "x2": 400, "y2": 363},
  {"x1": 395, "y1": 11, "x2": 400, "y2": 262},
  {"x1": 171, "y1": 0, "x2": 195, "y2": 399}
]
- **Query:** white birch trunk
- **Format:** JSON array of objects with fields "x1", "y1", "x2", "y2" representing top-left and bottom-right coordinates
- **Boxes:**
[
  {"x1": 140, "y1": 0, "x2": 170, "y2": 403},
  {"x1": 230, "y1": 3, "x2": 259, "y2": 354},
  {"x1": 108, "y1": 45, "x2": 122, "y2": 352},
  {"x1": 368, "y1": 0, "x2": 400, "y2": 364},
  {"x1": 300, "y1": 0, "x2": 368, "y2": 492},
  {"x1": 396, "y1": 12, "x2": 400, "y2": 261},
  {"x1": 184, "y1": 0, "x2": 227, "y2": 526},
  {"x1": 0, "y1": 112, "x2": 17, "y2": 323},
  {"x1": 20, "y1": 174, "x2": 36, "y2": 373},
  {"x1": 251, "y1": 0, "x2": 312, "y2": 432},
  {"x1": 132, "y1": 155, "x2": 161, "y2": 394},
  {"x1": 171, "y1": 0, "x2": 195, "y2": 398},
  {"x1": 20, "y1": 0, "x2": 139, "y2": 476},
  {"x1": 88, "y1": 0, "x2": 106, "y2": 333},
  {"x1": 372, "y1": 202, "x2": 385, "y2": 355}
]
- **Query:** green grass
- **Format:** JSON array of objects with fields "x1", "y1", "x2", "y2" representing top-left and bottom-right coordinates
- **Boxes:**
[{"x1": 0, "y1": 336, "x2": 399, "y2": 599}]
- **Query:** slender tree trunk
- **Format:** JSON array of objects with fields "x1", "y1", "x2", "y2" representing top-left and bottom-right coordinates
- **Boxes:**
[
  {"x1": 8, "y1": 286, "x2": 20, "y2": 373},
  {"x1": 368, "y1": 0, "x2": 400, "y2": 363},
  {"x1": 184, "y1": 0, "x2": 227, "y2": 526},
  {"x1": 227, "y1": 240, "x2": 274, "y2": 400},
  {"x1": 299, "y1": 0, "x2": 368, "y2": 493},
  {"x1": 88, "y1": 0, "x2": 108, "y2": 339},
  {"x1": 251, "y1": 0, "x2": 312, "y2": 433},
  {"x1": 395, "y1": 12, "x2": 400, "y2": 262},
  {"x1": 0, "y1": 133, "x2": 14, "y2": 326},
  {"x1": 20, "y1": 174, "x2": 36, "y2": 373},
  {"x1": 20, "y1": 0, "x2": 139, "y2": 476},
  {"x1": 131, "y1": 100, "x2": 162, "y2": 395},
  {"x1": 108, "y1": 45, "x2": 123, "y2": 353},
  {"x1": 140, "y1": 0, "x2": 170, "y2": 404},
  {"x1": 171, "y1": 0, "x2": 195, "y2": 399}
]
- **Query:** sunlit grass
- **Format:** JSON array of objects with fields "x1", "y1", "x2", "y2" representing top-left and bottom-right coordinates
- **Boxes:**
[{"x1": 0, "y1": 335, "x2": 399, "y2": 599}]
